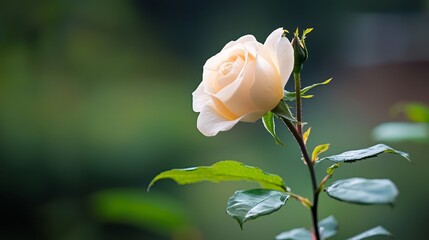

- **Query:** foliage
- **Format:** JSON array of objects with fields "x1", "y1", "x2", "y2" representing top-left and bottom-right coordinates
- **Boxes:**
[
  {"x1": 149, "y1": 28, "x2": 410, "y2": 240},
  {"x1": 317, "y1": 143, "x2": 410, "y2": 163},
  {"x1": 226, "y1": 189, "x2": 289, "y2": 229},
  {"x1": 263, "y1": 111, "x2": 284, "y2": 145},
  {"x1": 275, "y1": 216, "x2": 338, "y2": 240},
  {"x1": 325, "y1": 178, "x2": 398, "y2": 205},
  {"x1": 347, "y1": 226, "x2": 392, "y2": 240},
  {"x1": 284, "y1": 78, "x2": 332, "y2": 101},
  {"x1": 148, "y1": 160, "x2": 287, "y2": 192}
]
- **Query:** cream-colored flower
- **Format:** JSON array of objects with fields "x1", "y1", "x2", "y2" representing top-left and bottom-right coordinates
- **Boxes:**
[{"x1": 193, "y1": 28, "x2": 294, "y2": 136}]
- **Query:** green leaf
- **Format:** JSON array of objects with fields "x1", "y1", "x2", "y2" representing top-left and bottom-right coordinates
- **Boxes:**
[
  {"x1": 227, "y1": 189, "x2": 289, "y2": 229},
  {"x1": 262, "y1": 111, "x2": 284, "y2": 145},
  {"x1": 326, "y1": 163, "x2": 342, "y2": 175},
  {"x1": 275, "y1": 216, "x2": 338, "y2": 240},
  {"x1": 301, "y1": 78, "x2": 332, "y2": 95},
  {"x1": 303, "y1": 127, "x2": 311, "y2": 145},
  {"x1": 347, "y1": 226, "x2": 392, "y2": 240},
  {"x1": 372, "y1": 122, "x2": 429, "y2": 143},
  {"x1": 273, "y1": 100, "x2": 296, "y2": 122},
  {"x1": 312, "y1": 144, "x2": 330, "y2": 162},
  {"x1": 283, "y1": 91, "x2": 297, "y2": 101},
  {"x1": 284, "y1": 78, "x2": 331, "y2": 101},
  {"x1": 148, "y1": 160, "x2": 287, "y2": 192},
  {"x1": 319, "y1": 215, "x2": 338, "y2": 239},
  {"x1": 276, "y1": 228, "x2": 311, "y2": 240},
  {"x1": 325, "y1": 178, "x2": 398, "y2": 205},
  {"x1": 317, "y1": 143, "x2": 410, "y2": 164},
  {"x1": 302, "y1": 28, "x2": 314, "y2": 41}
]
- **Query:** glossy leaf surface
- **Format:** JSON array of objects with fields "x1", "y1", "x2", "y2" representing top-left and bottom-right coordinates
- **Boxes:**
[
  {"x1": 276, "y1": 227, "x2": 311, "y2": 240},
  {"x1": 276, "y1": 216, "x2": 338, "y2": 240},
  {"x1": 262, "y1": 111, "x2": 283, "y2": 145},
  {"x1": 227, "y1": 189, "x2": 289, "y2": 229},
  {"x1": 148, "y1": 160, "x2": 287, "y2": 191},
  {"x1": 325, "y1": 178, "x2": 398, "y2": 205},
  {"x1": 318, "y1": 144, "x2": 410, "y2": 164},
  {"x1": 319, "y1": 215, "x2": 338, "y2": 239},
  {"x1": 347, "y1": 226, "x2": 392, "y2": 240}
]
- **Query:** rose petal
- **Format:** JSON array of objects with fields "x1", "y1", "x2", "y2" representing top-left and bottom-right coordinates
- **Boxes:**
[
  {"x1": 203, "y1": 47, "x2": 244, "y2": 94},
  {"x1": 223, "y1": 35, "x2": 257, "y2": 50},
  {"x1": 192, "y1": 83, "x2": 211, "y2": 112},
  {"x1": 211, "y1": 96, "x2": 238, "y2": 120},
  {"x1": 240, "y1": 109, "x2": 267, "y2": 122},
  {"x1": 214, "y1": 59, "x2": 256, "y2": 116},
  {"x1": 249, "y1": 55, "x2": 283, "y2": 111},
  {"x1": 202, "y1": 52, "x2": 230, "y2": 94},
  {"x1": 215, "y1": 55, "x2": 245, "y2": 91},
  {"x1": 264, "y1": 27, "x2": 294, "y2": 87},
  {"x1": 197, "y1": 104, "x2": 242, "y2": 136},
  {"x1": 242, "y1": 40, "x2": 262, "y2": 58}
]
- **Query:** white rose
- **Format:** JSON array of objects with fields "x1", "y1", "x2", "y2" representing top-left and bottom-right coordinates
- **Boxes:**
[{"x1": 192, "y1": 28, "x2": 294, "y2": 136}]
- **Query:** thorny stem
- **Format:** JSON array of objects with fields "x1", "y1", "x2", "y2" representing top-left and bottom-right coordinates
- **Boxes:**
[
  {"x1": 281, "y1": 117, "x2": 321, "y2": 240},
  {"x1": 284, "y1": 33, "x2": 320, "y2": 238},
  {"x1": 280, "y1": 71, "x2": 320, "y2": 239},
  {"x1": 294, "y1": 72, "x2": 303, "y2": 136}
]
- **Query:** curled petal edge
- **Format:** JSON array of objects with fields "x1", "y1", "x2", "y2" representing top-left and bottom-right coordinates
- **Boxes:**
[{"x1": 197, "y1": 104, "x2": 242, "y2": 136}]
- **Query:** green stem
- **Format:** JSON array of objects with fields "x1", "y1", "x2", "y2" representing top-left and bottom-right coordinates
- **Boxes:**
[
  {"x1": 294, "y1": 72, "x2": 303, "y2": 136},
  {"x1": 280, "y1": 117, "x2": 321, "y2": 240}
]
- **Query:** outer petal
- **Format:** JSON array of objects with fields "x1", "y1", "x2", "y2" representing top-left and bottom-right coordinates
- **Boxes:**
[
  {"x1": 192, "y1": 83, "x2": 211, "y2": 112},
  {"x1": 223, "y1": 35, "x2": 257, "y2": 50},
  {"x1": 240, "y1": 109, "x2": 268, "y2": 122},
  {"x1": 242, "y1": 39, "x2": 262, "y2": 58},
  {"x1": 264, "y1": 28, "x2": 294, "y2": 87},
  {"x1": 197, "y1": 104, "x2": 242, "y2": 136},
  {"x1": 249, "y1": 55, "x2": 283, "y2": 111}
]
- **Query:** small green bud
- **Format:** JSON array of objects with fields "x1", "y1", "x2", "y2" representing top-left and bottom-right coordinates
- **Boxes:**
[
  {"x1": 291, "y1": 34, "x2": 308, "y2": 74},
  {"x1": 290, "y1": 28, "x2": 312, "y2": 74}
]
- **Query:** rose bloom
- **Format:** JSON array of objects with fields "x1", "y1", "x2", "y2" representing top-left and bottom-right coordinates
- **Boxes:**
[{"x1": 192, "y1": 28, "x2": 294, "y2": 136}]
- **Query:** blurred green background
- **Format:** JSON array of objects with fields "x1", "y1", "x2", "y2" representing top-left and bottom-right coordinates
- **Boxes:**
[{"x1": 1, "y1": 0, "x2": 428, "y2": 239}]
